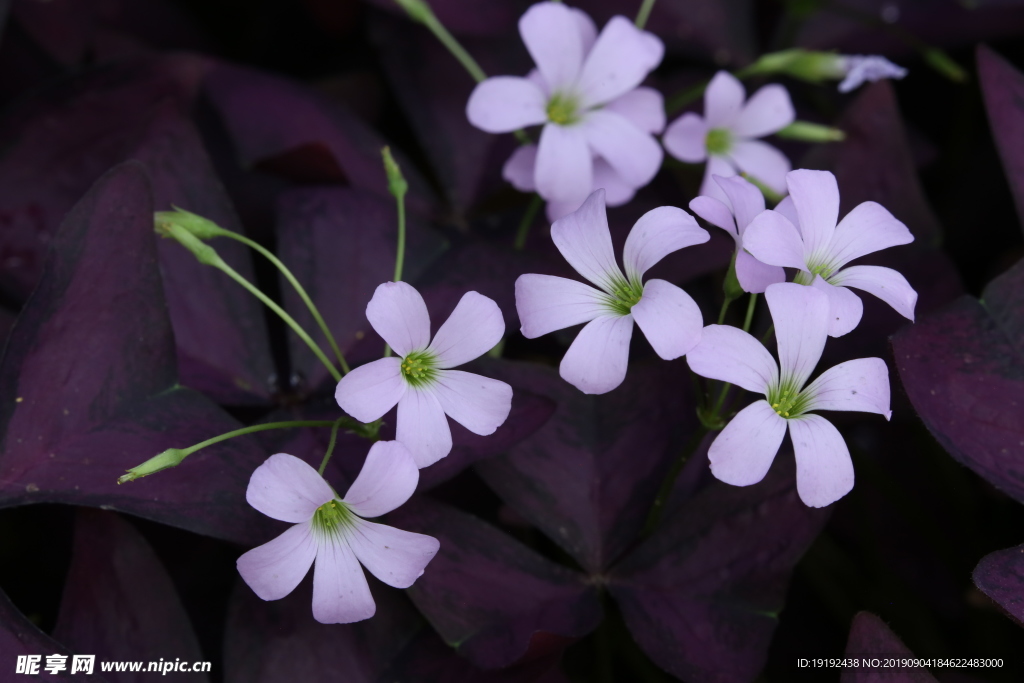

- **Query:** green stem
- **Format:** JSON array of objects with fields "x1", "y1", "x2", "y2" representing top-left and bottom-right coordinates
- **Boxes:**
[
  {"x1": 641, "y1": 425, "x2": 709, "y2": 537},
  {"x1": 717, "y1": 297, "x2": 732, "y2": 325},
  {"x1": 742, "y1": 293, "x2": 758, "y2": 332},
  {"x1": 214, "y1": 259, "x2": 343, "y2": 383},
  {"x1": 761, "y1": 323, "x2": 775, "y2": 344},
  {"x1": 635, "y1": 0, "x2": 657, "y2": 29},
  {"x1": 217, "y1": 230, "x2": 350, "y2": 374},
  {"x1": 514, "y1": 194, "x2": 543, "y2": 250},
  {"x1": 318, "y1": 419, "x2": 343, "y2": 475},
  {"x1": 393, "y1": 193, "x2": 407, "y2": 283},
  {"x1": 396, "y1": 0, "x2": 486, "y2": 83}
]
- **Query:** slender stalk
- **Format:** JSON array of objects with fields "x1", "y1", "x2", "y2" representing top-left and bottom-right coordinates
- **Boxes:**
[
  {"x1": 514, "y1": 194, "x2": 543, "y2": 250},
  {"x1": 318, "y1": 419, "x2": 344, "y2": 475},
  {"x1": 393, "y1": 195, "x2": 407, "y2": 283},
  {"x1": 214, "y1": 259, "x2": 343, "y2": 382},
  {"x1": 742, "y1": 293, "x2": 758, "y2": 332},
  {"x1": 717, "y1": 297, "x2": 732, "y2": 325},
  {"x1": 395, "y1": 0, "x2": 486, "y2": 82},
  {"x1": 217, "y1": 230, "x2": 350, "y2": 374},
  {"x1": 761, "y1": 323, "x2": 775, "y2": 344},
  {"x1": 641, "y1": 425, "x2": 709, "y2": 537},
  {"x1": 635, "y1": 0, "x2": 657, "y2": 29},
  {"x1": 188, "y1": 421, "x2": 337, "y2": 457}
]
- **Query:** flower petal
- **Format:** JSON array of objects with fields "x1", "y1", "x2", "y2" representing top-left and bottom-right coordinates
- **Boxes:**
[
  {"x1": 732, "y1": 84, "x2": 795, "y2": 138},
  {"x1": 714, "y1": 174, "x2": 765, "y2": 234},
  {"x1": 705, "y1": 71, "x2": 745, "y2": 128},
  {"x1": 366, "y1": 281, "x2": 431, "y2": 357},
  {"x1": 593, "y1": 158, "x2": 638, "y2": 206},
  {"x1": 604, "y1": 86, "x2": 666, "y2": 134},
  {"x1": 311, "y1": 537, "x2": 375, "y2": 624},
  {"x1": 729, "y1": 140, "x2": 790, "y2": 195},
  {"x1": 545, "y1": 197, "x2": 582, "y2": 222},
  {"x1": 774, "y1": 194, "x2": 800, "y2": 232},
  {"x1": 536, "y1": 122, "x2": 593, "y2": 205},
  {"x1": 735, "y1": 249, "x2": 785, "y2": 294},
  {"x1": 708, "y1": 400, "x2": 787, "y2": 486},
  {"x1": 335, "y1": 357, "x2": 406, "y2": 423},
  {"x1": 347, "y1": 519, "x2": 440, "y2": 589},
  {"x1": 766, "y1": 282, "x2": 829, "y2": 389},
  {"x1": 686, "y1": 324, "x2": 778, "y2": 394},
  {"x1": 742, "y1": 209, "x2": 807, "y2": 270},
  {"x1": 466, "y1": 77, "x2": 548, "y2": 133},
  {"x1": 502, "y1": 144, "x2": 537, "y2": 192},
  {"x1": 427, "y1": 291, "x2": 504, "y2": 368},
  {"x1": 810, "y1": 275, "x2": 864, "y2": 338},
  {"x1": 559, "y1": 314, "x2": 634, "y2": 394},
  {"x1": 663, "y1": 112, "x2": 708, "y2": 163},
  {"x1": 577, "y1": 16, "x2": 663, "y2": 107},
  {"x1": 397, "y1": 388, "x2": 452, "y2": 468},
  {"x1": 827, "y1": 201, "x2": 914, "y2": 269},
  {"x1": 788, "y1": 415, "x2": 855, "y2": 508},
  {"x1": 237, "y1": 522, "x2": 317, "y2": 601},
  {"x1": 515, "y1": 273, "x2": 608, "y2": 338},
  {"x1": 246, "y1": 453, "x2": 335, "y2": 523},
  {"x1": 786, "y1": 169, "x2": 839, "y2": 261},
  {"x1": 519, "y1": 2, "x2": 584, "y2": 92},
  {"x1": 572, "y1": 7, "x2": 598, "y2": 53},
  {"x1": 432, "y1": 369, "x2": 513, "y2": 436},
  {"x1": 803, "y1": 357, "x2": 892, "y2": 419},
  {"x1": 630, "y1": 279, "x2": 703, "y2": 360},
  {"x1": 583, "y1": 110, "x2": 663, "y2": 188},
  {"x1": 831, "y1": 265, "x2": 917, "y2": 322},
  {"x1": 689, "y1": 195, "x2": 738, "y2": 238},
  {"x1": 623, "y1": 206, "x2": 709, "y2": 281},
  {"x1": 550, "y1": 189, "x2": 623, "y2": 291},
  {"x1": 698, "y1": 155, "x2": 738, "y2": 203},
  {"x1": 342, "y1": 440, "x2": 420, "y2": 518}
]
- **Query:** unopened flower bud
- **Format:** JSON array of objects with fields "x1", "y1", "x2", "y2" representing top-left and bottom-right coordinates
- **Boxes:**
[
  {"x1": 394, "y1": 0, "x2": 435, "y2": 24},
  {"x1": 159, "y1": 222, "x2": 226, "y2": 269},
  {"x1": 381, "y1": 146, "x2": 408, "y2": 200},
  {"x1": 776, "y1": 121, "x2": 846, "y2": 143},
  {"x1": 118, "y1": 448, "x2": 188, "y2": 484},
  {"x1": 154, "y1": 207, "x2": 226, "y2": 240}
]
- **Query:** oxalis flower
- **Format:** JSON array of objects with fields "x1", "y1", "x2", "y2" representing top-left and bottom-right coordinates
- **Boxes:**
[
  {"x1": 663, "y1": 71, "x2": 795, "y2": 203},
  {"x1": 836, "y1": 55, "x2": 907, "y2": 93},
  {"x1": 467, "y1": 1, "x2": 665, "y2": 220},
  {"x1": 742, "y1": 169, "x2": 917, "y2": 337},
  {"x1": 237, "y1": 442, "x2": 439, "y2": 624},
  {"x1": 689, "y1": 174, "x2": 785, "y2": 293},
  {"x1": 335, "y1": 282, "x2": 512, "y2": 468},
  {"x1": 688, "y1": 283, "x2": 891, "y2": 508},
  {"x1": 516, "y1": 189, "x2": 708, "y2": 394}
]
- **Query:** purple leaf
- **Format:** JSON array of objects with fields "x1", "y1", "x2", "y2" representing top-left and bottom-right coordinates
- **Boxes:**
[
  {"x1": 841, "y1": 612, "x2": 937, "y2": 682},
  {"x1": 978, "y1": 45, "x2": 1024, "y2": 238},
  {"x1": 202, "y1": 60, "x2": 436, "y2": 214},
  {"x1": 275, "y1": 187, "x2": 447, "y2": 392},
  {"x1": 0, "y1": 163, "x2": 273, "y2": 545},
  {"x1": 0, "y1": 306, "x2": 14, "y2": 345},
  {"x1": 893, "y1": 257, "x2": 1024, "y2": 504},
  {"x1": 0, "y1": 587, "x2": 100, "y2": 682},
  {"x1": 973, "y1": 543, "x2": 1024, "y2": 626},
  {"x1": 52, "y1": 510, "x2": 209, "y2": 682},
  {"x1": 608, "y1": 456, "x2": 830, "y2": 683},
  {"x1": 388, "y1": 496, "x2": 602, "y2": 670},
  {"x1": 475, "y1": 361, "x2": 696, "y2": 574},
  {"x1": 362, "y1": 0, "x2": 527, "y2": 36}
]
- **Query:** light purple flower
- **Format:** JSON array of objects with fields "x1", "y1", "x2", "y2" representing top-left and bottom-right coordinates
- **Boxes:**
[
  {"x1": 467, "y1": 1, "x2": 665, "y2": 219},
  {"x1": 237, "y1": 443, "x2": 439, "y2": 624},
  {"x1": 837, "y1": 55, "x2": 907, "y2": 93},
  {"x1": 689, "y1": 174, "x2": 785, "y2": 293},
  {"x1": 663, "y1": 71, "x2": 795, "y2": 203},
  {"x1": 335, "y1": 282, "x2": 513, "y2": 468},
  {"x1": 743, "y1": 169, "x2": 917, "y2": 337},
  {"x1": 515, "y1": 189, "x2": 708, "y2": 394},
  {"x1": 688, "y1": 283, "x2": 891, "y2": 507}
]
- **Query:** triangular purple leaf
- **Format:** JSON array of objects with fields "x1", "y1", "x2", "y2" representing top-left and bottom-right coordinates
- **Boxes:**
[
  {"x1": 842, "y1": 612, "x2": 937, "y2": 682},
  {"x1": 979, "y1": 45, "x2": 1024, "y2": 238},
  {"x1": 973, "y1": 543, "x2": 1024, "y2": 626}
]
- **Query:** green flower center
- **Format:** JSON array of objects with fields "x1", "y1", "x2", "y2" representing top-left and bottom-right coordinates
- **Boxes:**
[
  {"x1": 312, "y1": 499, "x2": 355, "y2": 539},
  {"x1": 793, "y1": 261, "x2": 835, "y2": 286},
  {"x1": 604, "y1": 276, "x2": 645, "y2": 316},
  {"x1": 547, "y1": 92, "x2": 581, "y2": 126},
  {"x1": 766, "y1": 381, "x2": 811, "y2": 419},
  {"x1": 705, "y1": 128, "x2": 733, "y2": 155},
  {"x1": 401, "y1": 350, "x2": 437, "y2": 387}
]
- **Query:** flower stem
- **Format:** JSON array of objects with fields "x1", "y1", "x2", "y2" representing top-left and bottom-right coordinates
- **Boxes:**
[
  {"x1": 394, "y1": 0, "x2": 486, "y2": 83},
  {"x1": 215, "y1": 230, "x2": 350, "y2": 374},
  {"x1": 514, "y1": 194, "x2": 543, "y2": 250},
  {"x1": 382, "y1": 147, "x2": 409, "y2": 283},
  {"x1": 717, "y1": 297, "x2": 731, "y2": 324},
  {"x1": 635, "y1": 0, "x2": 657, "y2": 29},
  {"x1": 742, "y1": 292, "x2": 758, "y2": 332},
  {"x1": 641, "y1": 425, "x2": 709, "y2": 537},
  {"x1": 318, "y1": 419, "x2": 344, "y2": 475}
]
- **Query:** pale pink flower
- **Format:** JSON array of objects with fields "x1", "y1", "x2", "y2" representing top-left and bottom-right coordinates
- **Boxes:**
[
  {"x1": 688, "y1": 174, "x2": 785, "y2": 293},
  {"x1": 742, "y1": 169, "x2": 917, "y2": 337},
  {"x1": 687, "y1": 283, "x2": 891, "y2": 507},
  {"x1": 515, "y1": 189, "x2": 708, "y2": 394},
  {"x1": 467, "y1": 2, "x2": 665, "y2": 220},
  {"x1": 335, "y1": 282, "x2": 513, "y2": 468},
  {"x1": 237, "y1": 443, "x2": 438, "y2": 624},
  {"x1": 663, "y1": 71, "x2": 795, "y2": 203}
]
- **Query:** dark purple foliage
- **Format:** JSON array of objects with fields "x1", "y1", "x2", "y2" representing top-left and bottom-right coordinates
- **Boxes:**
[
  {"x1": 841, "y1": 612, "x2": 936, "y2": 682},
  {"x1": 0, "y1": 588, "x2": 97, "y2": 682},
  {"x1": 979, "y1": 44, "x2": 1024, "y2": 237},
  {"x1": 973, "y1": 544, "x2": 1024, "y2": 626}
]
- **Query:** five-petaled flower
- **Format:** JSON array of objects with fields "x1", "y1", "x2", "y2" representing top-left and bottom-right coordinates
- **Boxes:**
[
  {"x1": 663, "y1": 71, "x2": 795, "y2": 204},
  {"x1": 237, "y1": 443, "x2": 439, "y2": 624},
  {"x1": 742, "y1": 169, "x2": 917, "y2": 337},
  {"x1": 335, "y1": 282, "x2": 513, "y2": 468},
  {"x1": 467, "y1": 1, "x2": 665, "y2": 220},
  {"x1": 516, "y1": 189, "x2": 708, "y2": 394},
  {"x1": 689, "y1": 174, "x2": 785, "y2": 293},
  {"x1": 687, "y1": 283, "x2": 891, "y2": 507}
]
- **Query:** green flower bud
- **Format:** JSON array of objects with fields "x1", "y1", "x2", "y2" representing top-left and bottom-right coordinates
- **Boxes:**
[
  {"x1": 744, "y1": 49, "x2": 845, "y2": 83},
  {"x1": 394, "y1": 0, "x2": 435, "y2": 24},
  {"x1": 160, "y1": 223, "x2": 226, "y2": 269},
  {"x1": 381, "y1": 146, "x2": 409, "y2": 200},
  {"x1": 775, "y1": 121, "x2": 846, "y2": 143},
  {"x1": 118, "y1": 448, "x2": 188, "y2": 484},
  {"x1": 154, "y1": 207, "x2": 226, "y2": 240}
]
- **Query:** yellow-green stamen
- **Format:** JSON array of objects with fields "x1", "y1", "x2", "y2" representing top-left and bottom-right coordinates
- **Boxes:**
[
  {"x1": 705, "y1": 128, "x2": 733, "y2": 155},
  {"x1": 311, "y1": 499, "x2": 356, "y2": 540},
  {"x1": 400, "y1": 350, "x2": 437, "y2": 387},
  {"x1": 547, "y1": 92, "x2": 581, "y2": 126}
]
